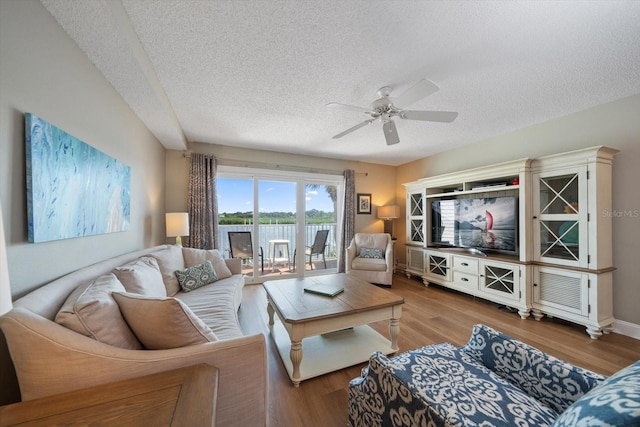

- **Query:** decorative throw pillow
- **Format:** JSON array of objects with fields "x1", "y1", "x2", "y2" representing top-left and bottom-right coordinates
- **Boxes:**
[
  {"x1": 551, "y1": 360, "x2": 640, "y2": 427},
  {"x1": 112, "y1": 292, "x2": 217, "y2": 349},
  {"x1": 145, "y1": 245, "x2": 185, "y2": 296},
  {"x1": 112, "y1": 256, "x2": 166, "y2": 297},
  {"x1": 182, "y1": 247, "x2": 232, "y2": 280},
  {"x1": 174, "y1": 261, "x2": 218, "y2": 292},
  {"x1": 55, "y1": 274, "x2": 142, "y2": 349},
  {"x1": 359, "y1": 247, "x2": 384, "y2": 259}
]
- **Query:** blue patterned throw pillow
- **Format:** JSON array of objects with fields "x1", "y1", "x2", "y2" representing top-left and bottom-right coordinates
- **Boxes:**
[
  {"x1": 551, "y1": 360, "x2": 640, "y2": 427},
  {"x1": 359, "y1": 247, "x2": 384, "y2": 259},
  {"x1": 174, "y1": 260, "x2": 218, "y2": 292}
]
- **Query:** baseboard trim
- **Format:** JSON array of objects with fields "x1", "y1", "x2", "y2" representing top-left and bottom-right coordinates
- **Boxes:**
[{"x1": 613, "y1": 319, "x2": 640, "y2": 340}]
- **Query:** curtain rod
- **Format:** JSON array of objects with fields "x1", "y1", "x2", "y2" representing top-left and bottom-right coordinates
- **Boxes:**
[{"x1": 182, "y1": 151, "x2": 368, "y2": 176}]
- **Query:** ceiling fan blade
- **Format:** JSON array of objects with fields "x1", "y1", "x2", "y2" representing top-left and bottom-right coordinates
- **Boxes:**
[
  {"x1": 393, "y1": 79, "x2": 440, "y2": 108},
  {"x1": 400, "y1": 110, "x2": 459, "y2": 123},
  {"x1": 332, "y1": 119, "x2": 375, "y2": 139},
  {"x1": 382, "y1": 120, "x2": 400, "y2": 145},
  {"x1": 326, "y1": 102, "x2": 372, "y2": 114}
]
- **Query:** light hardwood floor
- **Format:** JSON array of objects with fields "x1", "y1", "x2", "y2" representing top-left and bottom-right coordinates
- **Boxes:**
[{"x1": 238, "y1": 273, "x2": 640, "y2": 427}]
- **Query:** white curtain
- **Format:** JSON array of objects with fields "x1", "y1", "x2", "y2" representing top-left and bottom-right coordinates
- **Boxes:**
[{"x1": 0, "y1": 202, "x2": 12, "y2": 315}]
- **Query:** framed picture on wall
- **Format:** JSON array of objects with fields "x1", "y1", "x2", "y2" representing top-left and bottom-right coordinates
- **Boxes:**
[
  {"x1": 357, "y1": 193, "x2": 372, "y2": 214},
  {"x1": 25, "y1": 113, "x2": 131, "y2": 243}
]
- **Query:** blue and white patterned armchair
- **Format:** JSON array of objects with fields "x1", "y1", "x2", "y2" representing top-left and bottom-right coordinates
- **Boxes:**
[{"x1": 348, "y1": 324, "x2": 640, "y2": 427}]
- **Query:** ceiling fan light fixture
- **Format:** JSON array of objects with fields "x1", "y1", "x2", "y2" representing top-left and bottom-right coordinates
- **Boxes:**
[
  {"x1": 327, "y1": 78, "x2": 457, "y2": 144},
  {"x1": 376, "y1": 86, "x2": 393, "y2": 98}
]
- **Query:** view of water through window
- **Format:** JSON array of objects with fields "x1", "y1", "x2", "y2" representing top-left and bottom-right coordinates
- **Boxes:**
[{"x1": 217, "y1": 176, "x2": 339, "y2": 277}]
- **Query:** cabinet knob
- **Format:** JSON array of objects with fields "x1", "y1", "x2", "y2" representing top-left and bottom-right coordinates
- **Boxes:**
[
  {"x1": 533, "y1": 216, "x2": 538, "y2": 219},
  {"x1": 461, "y1": 277, "x2": 469, "y2": 282},
  {"x1": 533, "y1": 283, "x2": 538, "y2": 287},
  {"x1": 461, "y1": 262, "x2": 469, "y2": 266}
]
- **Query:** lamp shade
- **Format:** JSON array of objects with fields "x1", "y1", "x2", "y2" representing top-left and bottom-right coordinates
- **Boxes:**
[
  {"x1": 377, "y1": 205, "x2": 399, "y2": 220},
  {"x1": 0, "y1": 202, "x2": 12, "y2": 315},
  {"x1": 166, "y1": 213, "x2": 189, "y2": 238}
]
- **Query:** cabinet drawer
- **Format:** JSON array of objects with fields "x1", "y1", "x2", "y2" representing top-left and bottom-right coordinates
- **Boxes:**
[
  {"x1": 453, "y1": 271, "x2": 479, "y2": 289},
  {"x1": 453, "y1": 257, "x2": 478, "y2": 274}
]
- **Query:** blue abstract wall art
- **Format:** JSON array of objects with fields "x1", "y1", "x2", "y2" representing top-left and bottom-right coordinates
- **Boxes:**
[{"x1": 25, "y1": 113, "x2": 131, "y2": 243}]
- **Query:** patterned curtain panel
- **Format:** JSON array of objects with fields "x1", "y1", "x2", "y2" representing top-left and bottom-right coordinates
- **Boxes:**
[
  {"x1": 187, "y1": 153, "x2": 218, "y2": 249},
  {"x1": 339, "y1": 169, "x2": 356, "y2": 272}
]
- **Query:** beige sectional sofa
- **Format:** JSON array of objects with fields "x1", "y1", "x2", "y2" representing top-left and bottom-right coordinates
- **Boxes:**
[{"x1": 0, "y1": 245, "x2": 267, "y2": 426}]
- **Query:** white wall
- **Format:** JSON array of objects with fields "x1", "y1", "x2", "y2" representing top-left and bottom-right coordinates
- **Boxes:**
[
  {"x1": 397, "y1": 93, "x2": 640, "y2": 326},
  {"x1": 0, "y1": 0, "x2": 166, "y2": 299}
]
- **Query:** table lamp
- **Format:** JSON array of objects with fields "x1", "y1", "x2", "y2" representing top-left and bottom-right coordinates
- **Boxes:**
[
  {"x1": 166, "y1": 212, "x2": 189, "y2": 246},
  {"x1": 378, "y1": 205, "x2": 399, "y2": 238}
]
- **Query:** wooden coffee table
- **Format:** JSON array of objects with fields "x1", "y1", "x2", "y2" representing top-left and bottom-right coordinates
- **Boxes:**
[{"x1": 263, "y1": 273, "x2": 404, "y2": 386}]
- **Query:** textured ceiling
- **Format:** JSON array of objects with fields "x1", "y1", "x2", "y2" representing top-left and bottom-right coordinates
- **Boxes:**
[{"x1": 41, "y1": 0, "x2": 640, "y2": 166}]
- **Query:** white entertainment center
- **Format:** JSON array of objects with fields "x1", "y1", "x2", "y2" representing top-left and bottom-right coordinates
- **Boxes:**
[{"x1": 403, "y1": 146, "x2": 618, "y2": 339}]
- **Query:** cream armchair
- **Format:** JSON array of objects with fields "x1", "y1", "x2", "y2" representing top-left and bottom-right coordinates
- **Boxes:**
[{"x1": 346, "y1": 233, "x2": 393, "y2": 286}]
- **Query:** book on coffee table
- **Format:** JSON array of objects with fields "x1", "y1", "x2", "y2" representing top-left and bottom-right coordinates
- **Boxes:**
[{"x1": 303, "y1": 282, "x2": 344, "y2": 297}]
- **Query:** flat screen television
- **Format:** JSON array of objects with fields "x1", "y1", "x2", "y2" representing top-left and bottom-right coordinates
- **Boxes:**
[{"x1": 430, "y1": 196, "x2": 518, "y2": 255}]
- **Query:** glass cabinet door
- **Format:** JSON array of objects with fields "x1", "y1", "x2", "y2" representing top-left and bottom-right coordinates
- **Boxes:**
[
  {"x1": 409, "y1": 219, "x2": 424, "y2": 244},
  {"x1": 425, "y1": 251, "x2": 451, "y2": 281},
  {"x1": 407, "y1": 191, "x2": 425, "y2": 245},
  {"x1": 533, "y1": 167, "x2": 588, "y2": 267},
  {"x1": 409, "y1": 192, "x2": 424, "y2": 217},
  {"x1": 480, "y1": 261, "x2": 519, "y2": 301}
]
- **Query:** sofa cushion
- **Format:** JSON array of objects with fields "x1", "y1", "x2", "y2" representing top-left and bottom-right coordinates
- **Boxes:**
[
  {"x1": 145, "y1": 245, "x2": 185, "y2": 296},
  {"x1": 351, "y1": 257, "x2": 387, "y2": 271},
  {"x1": 55, "y1": 274, "x2": 142, "y2": 349},
  {"x1": 354, "y1": 233, "x2": 389, "y2": 251},
  {"x1": 112, "y1": 257, "x2": 166, "y2": 297},
  {"x1": 551, "y1": 360, "x2": 640, "y2": 427},
  {"x1": 359, "y1": 247, "x2": 384, "y2": 259},
  {"x1": 112, "y1": 292, "x2": 217, "y2": 349},
  {"x1": 174, "y1": 275, "x2": 244, "y2": 340},
  {"x1": 351, "y1": 343, "x2": 559, "y2": 427},
  {"x1": 182, "y1": 247, "x2": 232, "y2": 280},
  {"x1": 175, "y1": 260, "x2": 218, "y2": 292},
  {"x1": 461, "y1": 324, "x2": 606, "y2": 414}
]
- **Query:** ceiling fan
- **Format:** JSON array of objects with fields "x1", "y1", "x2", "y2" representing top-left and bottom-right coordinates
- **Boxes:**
[{"x1": 326, "y1": 79, "x2": 458, "y2": 146}]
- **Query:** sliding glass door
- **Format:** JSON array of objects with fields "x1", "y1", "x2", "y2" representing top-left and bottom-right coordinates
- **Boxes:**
[
  {"x1": 258, "y1": 180, "x2": 297, "y2": 278},
  {"x1": 217, "y1": 167, "x2": 342, "y2": 283},
  {"x1": 302, "y1": 182, "x2": 338, "y2": 275},
  {"x1": 217, "y1": 176, "x2": 258, "y2": 278}
]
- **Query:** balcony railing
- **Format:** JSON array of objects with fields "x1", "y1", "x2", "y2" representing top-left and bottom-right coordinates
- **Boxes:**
[{"x1": 217, "y1": 223, "x2": 338, "y2": 262}]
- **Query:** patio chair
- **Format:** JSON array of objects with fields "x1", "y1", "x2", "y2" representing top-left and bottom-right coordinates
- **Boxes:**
[
  {"x1": 228, "y1": 231, "x2": 264, "y2": 272},
  {"x1": 293, "y1": 229, "x2": 329, "y2": 270}
]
